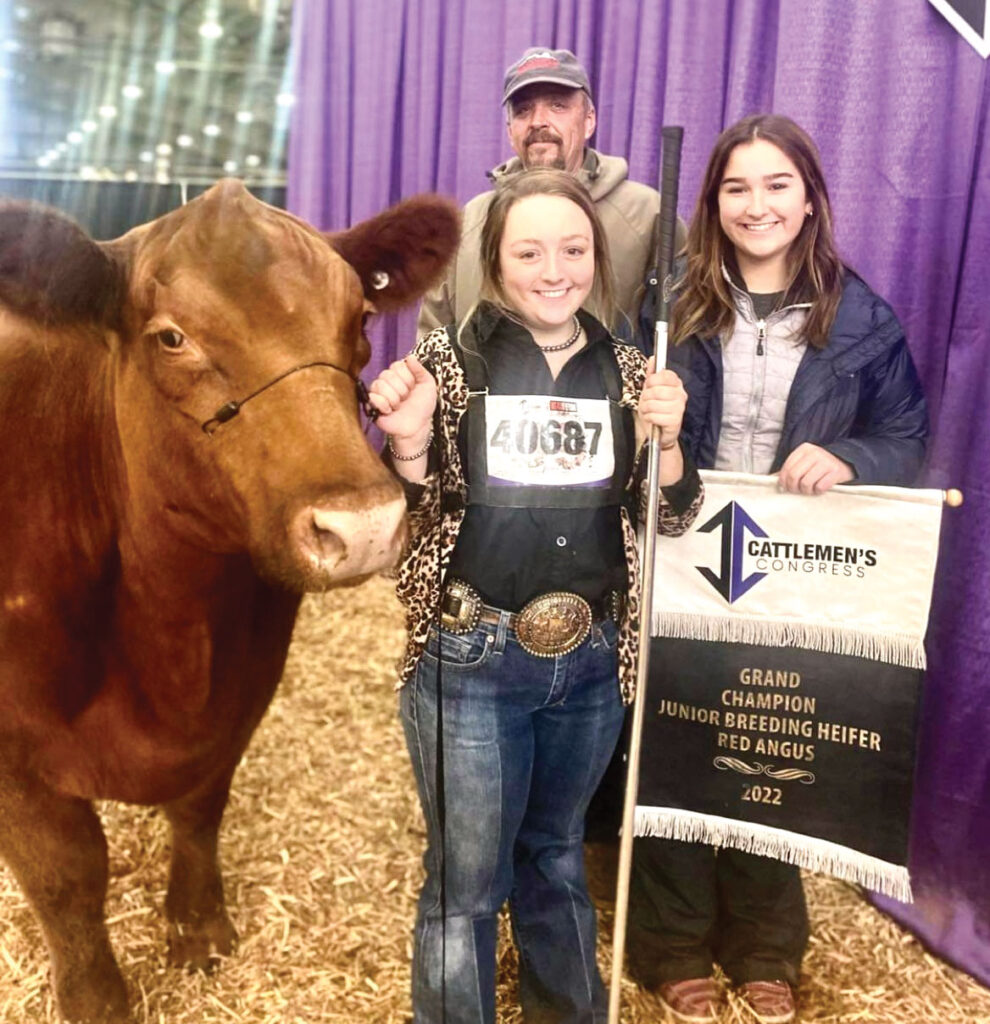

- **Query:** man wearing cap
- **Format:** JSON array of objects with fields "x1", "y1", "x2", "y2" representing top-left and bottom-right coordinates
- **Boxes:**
[{"x1": 417, "y1": 47, "x2": 681, "y2": 344}]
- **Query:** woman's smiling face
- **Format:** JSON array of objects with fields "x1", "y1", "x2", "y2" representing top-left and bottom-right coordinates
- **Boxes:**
[
  {"x1": 498, "y1": 193, "x2": 595, "y2": 335},
  {"x1": 718, "y1": 138, "x2": 813, "y2": 290}
]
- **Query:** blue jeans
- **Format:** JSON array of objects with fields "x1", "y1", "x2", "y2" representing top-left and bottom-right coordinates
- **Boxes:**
[{"x1": 399, "y1": 611, "x2": 626, "y2": 1024}]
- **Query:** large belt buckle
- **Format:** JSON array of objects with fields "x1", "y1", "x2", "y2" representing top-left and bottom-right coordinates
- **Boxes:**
[
  {"x1": 440, "y1": 579, "x2": 482, "y2": 634},
  {"x1": 516, "y1": 592, "x2": 592, "y2": 658}
]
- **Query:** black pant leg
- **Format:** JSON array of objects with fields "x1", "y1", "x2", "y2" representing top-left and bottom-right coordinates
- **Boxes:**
[
  {"x1": 714, "y1": 850, "x2": 809, "y2": 986},
  {"x1": 626, "y1": 838, "x2": 720, "y2": 987}
]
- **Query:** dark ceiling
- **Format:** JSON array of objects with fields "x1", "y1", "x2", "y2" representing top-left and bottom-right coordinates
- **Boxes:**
[{"x1": 0, "y1": 0, "x2": 295, "y2": 187}]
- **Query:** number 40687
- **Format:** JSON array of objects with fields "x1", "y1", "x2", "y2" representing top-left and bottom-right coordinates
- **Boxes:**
[{"x1": 490, "y1": 418, "x2": 601, "y2": 456}]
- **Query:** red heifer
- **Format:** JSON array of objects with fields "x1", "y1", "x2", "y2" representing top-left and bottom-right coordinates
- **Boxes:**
[{"x1": 0, "y1": 180, "x2": 458, "y2": 1023}]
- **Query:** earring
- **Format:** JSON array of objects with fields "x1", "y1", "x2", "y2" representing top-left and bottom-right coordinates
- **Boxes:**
[{"x1": 806, "y1": 208, "x2": 813, "y2": 217}]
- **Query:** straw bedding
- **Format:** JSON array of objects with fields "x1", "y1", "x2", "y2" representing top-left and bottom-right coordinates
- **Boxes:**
[{"x1": 1, "y1": 576, "x2": 987, "y2": 1023}]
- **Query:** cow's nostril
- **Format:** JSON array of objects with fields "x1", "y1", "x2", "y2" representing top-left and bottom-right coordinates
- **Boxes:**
[
  {"x1": 295, "y1": 494, "x2": 406, "y2": 584},
  {"x1": 306, "y1": 515, "x2": 347, "y2": 566}
]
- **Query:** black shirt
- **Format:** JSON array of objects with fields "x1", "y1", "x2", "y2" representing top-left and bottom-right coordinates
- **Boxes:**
[
  {"x1": 749, "y1": 290, "x2": 786, "y2": 321},
  {"x1": 446, "y1": 304, "x2": 696, "y2": 611}
]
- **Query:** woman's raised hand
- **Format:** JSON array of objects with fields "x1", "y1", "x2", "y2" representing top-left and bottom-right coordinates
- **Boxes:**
[{"x1": 368, "y1": 355, "x2": 437, "y2": 446}]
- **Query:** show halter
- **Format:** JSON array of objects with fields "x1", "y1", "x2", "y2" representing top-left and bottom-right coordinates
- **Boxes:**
[
  {"x1": 201, "y1": 268, "x2": 393, "y2": 435},
  {"x1": 200, "y1": 360, "x2": 379, "y2": 435}
]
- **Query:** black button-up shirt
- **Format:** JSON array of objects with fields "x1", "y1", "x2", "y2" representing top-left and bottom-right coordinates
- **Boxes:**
[{"x1": 447, "y1": 305, "x2": 695, "y2": 611}]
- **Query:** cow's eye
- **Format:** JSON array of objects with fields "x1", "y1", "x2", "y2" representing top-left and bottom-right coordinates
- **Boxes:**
[{"x1": 157, "y1": 329, "x2": 186, "y2": 350}]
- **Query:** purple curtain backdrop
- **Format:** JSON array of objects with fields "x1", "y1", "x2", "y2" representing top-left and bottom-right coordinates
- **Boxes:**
[{"x1": 288, "y1": 0, "x2": 990, "y2": 986}]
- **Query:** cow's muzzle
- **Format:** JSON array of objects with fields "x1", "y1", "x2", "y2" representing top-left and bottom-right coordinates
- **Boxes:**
[{"x1": 292, "y1": 486, "x2": 407, "y2": 585}]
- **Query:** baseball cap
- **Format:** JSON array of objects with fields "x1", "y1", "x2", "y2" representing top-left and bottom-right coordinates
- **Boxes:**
[{"x1": 501, "y1": 47, "x2": 592, "y2": 105}]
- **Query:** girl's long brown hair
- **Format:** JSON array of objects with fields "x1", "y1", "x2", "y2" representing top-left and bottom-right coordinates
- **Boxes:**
[{"x1": 671, "y1": 114, "x2": 843, "y2": 349}]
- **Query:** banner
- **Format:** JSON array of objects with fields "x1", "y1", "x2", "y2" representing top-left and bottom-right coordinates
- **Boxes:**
[
  {"x1": 634, "y1": 472, "x2": 943, "y2": 902},
  {"x1": 928, "y1": 0, "x2": 990, "y2": 58}
]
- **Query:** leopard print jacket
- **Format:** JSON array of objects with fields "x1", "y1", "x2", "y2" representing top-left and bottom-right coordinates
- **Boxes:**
[{"x1": 394, "y1": 325, "x2": 704, "y2": 704}]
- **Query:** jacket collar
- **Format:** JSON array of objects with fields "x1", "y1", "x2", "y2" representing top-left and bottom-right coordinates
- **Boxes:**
[
  {"x1": 694, "y1": 270, "x2": 900, "y2": 375},
  {"x1": 486, "y1": 148, "x2": 627, "y2": 200},
  {"x1": 721, "y1": 262, "x2": 812, "y2": 325},
  {"x1": 468, "y1": 300, "x2": 612, "y2": 352}
]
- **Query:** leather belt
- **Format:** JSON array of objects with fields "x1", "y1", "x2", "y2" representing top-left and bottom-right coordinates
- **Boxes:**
[{"x1": 440, "y1": 579, "x2": 625, "y2": 659}]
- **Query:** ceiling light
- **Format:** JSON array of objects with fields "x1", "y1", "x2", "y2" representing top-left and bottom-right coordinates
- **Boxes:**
[
  {"x1": 235, "y1": 110, "x2": 253, "y2": 124},
  {"x1": 176, "y1": 134, "x2": 193, "y2": 148},
  {"x1": 223, "y1": 160, "x2": 237, "y2": 172},
  {"x1": 198, "y1": 21, "x2": 223, "y2": 40},
  {"x1": 81, "y1": 119, "x2": 98, "y2": 132},
  {"x1": 155, "y1": 172, "x2": 170, "y2": 184},
  {"x1": 276, "y1": 92, "x2": 295, "y2": 108},
  {"x1": 2, "y1": 40, "x2": 22, "y2": 54},
  {"x1": 37, "y1": 156, "x2": 51, "y2": 168},
  {"x1": 139, "y1": 150, "x2": 154, "y2": 163},
  {"x1": 0, "y1": 68, "x2": 12, "y2": 81},
  {"x1": 124, "y1": 170, "x2": 138, "y2": 182},
  {"x1": 98, "y1": 104, "x2": 117, "y2": 119},
  {"x1": 155, "y1": 143, "x2": 173, "y2": 156},
  {"x1": 14, "y1": 6, "x2": 30, "y2": 20},
  {"x1": 155, "y1": 59, "x2": 176, "y2": 74},
  {"x1": 121, "y1": 84, "x2": 143, "y2": 100},
  {"x1": 202, "y1": 123, "x2": 221, "y2": 137},
  {"x1": 67, "y1": 130, "x2": 83, "y2": 144},
  {"x1": 245, "y1": 154, "x2": 261, "y2": 168},
  {"x1": 55, "y1": 142, "x2": 68, "y2": 153},
  {"x1": 79, "y1": 166, "x2": 97, "y2": 180},
  {"x1": 39, "y1": 15, "x2": 78, "y2": 58}
]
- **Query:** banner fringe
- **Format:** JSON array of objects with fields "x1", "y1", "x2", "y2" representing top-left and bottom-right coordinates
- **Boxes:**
[
  {"x1": 651, "y1": 611, "x2": 926, "y2": 670},
  {"x1": 634, "y1": 806, "x2": 913, "y2": 903}
]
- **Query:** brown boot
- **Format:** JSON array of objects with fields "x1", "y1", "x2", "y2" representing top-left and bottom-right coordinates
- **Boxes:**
[
  {"x1": 736, "y1": 980, "x2": 796, "y2": 1023},
  {"x1": 658, "y1": 976, "x2": 722, "y2": 1023}
]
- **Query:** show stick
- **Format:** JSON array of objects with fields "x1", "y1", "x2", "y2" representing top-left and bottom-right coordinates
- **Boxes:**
[{"x1": 608, "y1": 124, "x2": 684, "y2": 1024}]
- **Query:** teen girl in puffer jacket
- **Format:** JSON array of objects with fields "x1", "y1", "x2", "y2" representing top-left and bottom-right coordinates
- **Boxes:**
[{"x1": 627, "y1": 114, "x2": 928, "y2": 1024}]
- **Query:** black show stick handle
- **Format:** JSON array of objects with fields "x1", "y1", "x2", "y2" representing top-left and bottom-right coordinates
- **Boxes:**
[{"x1": 655, "y1": 126, "x2": 684, "y2": 361}]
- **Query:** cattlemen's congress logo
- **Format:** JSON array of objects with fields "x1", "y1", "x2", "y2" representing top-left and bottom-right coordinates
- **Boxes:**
[
  {"x1": 696, "y1": 501, "x2": 767, "y2": 602},
  {"x1": 696, "y1": 501, "x2": 878, "y2": 604}
]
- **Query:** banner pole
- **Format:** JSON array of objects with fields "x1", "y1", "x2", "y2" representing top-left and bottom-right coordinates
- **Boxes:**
[{"x1": 608, "y1": 125, "x2": 683, "y2": 1024}]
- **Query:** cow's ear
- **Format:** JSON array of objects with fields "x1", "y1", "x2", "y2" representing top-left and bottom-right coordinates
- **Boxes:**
[
  {"x1": 326, "y1": 195, "x2": 460, "y2": 312},
  {"x1": 0, "y1": 203, "x2": 123, "y2": 325}
]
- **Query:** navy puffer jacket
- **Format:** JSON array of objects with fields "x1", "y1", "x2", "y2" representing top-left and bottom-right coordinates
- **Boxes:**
[{"x1": 666, "y1": 272, "x2": 929, "y2": 485}]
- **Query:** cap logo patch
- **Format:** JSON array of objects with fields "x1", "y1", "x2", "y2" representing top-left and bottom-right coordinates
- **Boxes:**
[{"x1": 514, "y1": 55, "x2": 562, "y2": 74}]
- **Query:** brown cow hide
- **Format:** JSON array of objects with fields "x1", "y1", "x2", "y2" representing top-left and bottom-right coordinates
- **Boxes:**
[{"x1": 0, "y1": 180, "x2": 458, "y2": 1024}]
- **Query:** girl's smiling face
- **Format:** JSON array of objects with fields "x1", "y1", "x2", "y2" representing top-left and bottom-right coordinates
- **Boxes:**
[
  {"x1": 718, "y1": 138, "x2": 813, "y2": 291},
  {"x1": 498, "y1": 193, "x2": 595, "y2": 335}
]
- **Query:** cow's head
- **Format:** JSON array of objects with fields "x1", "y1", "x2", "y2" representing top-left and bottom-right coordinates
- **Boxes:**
[{"x1": 0, "y1": 181, "x2": 458, "y2": 589}]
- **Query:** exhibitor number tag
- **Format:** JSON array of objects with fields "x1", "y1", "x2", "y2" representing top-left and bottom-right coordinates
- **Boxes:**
[{"x1": 485, "y1": 395, "x2": 614, "y2": 487}]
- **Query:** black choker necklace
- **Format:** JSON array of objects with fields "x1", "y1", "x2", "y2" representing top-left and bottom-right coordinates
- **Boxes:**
[{"x1": 536, "y1": 316, "x2": 582, "y2": 353}]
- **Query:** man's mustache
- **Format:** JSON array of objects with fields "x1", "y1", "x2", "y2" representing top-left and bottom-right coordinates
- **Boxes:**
[{"x1": 524, "y1": 128, "x2": 563, "y2": 146}]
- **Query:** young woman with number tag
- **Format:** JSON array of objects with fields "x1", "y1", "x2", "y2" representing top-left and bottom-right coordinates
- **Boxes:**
[{"x1": 367, "y1": 168, "x2": 703, "y2": 1024}]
